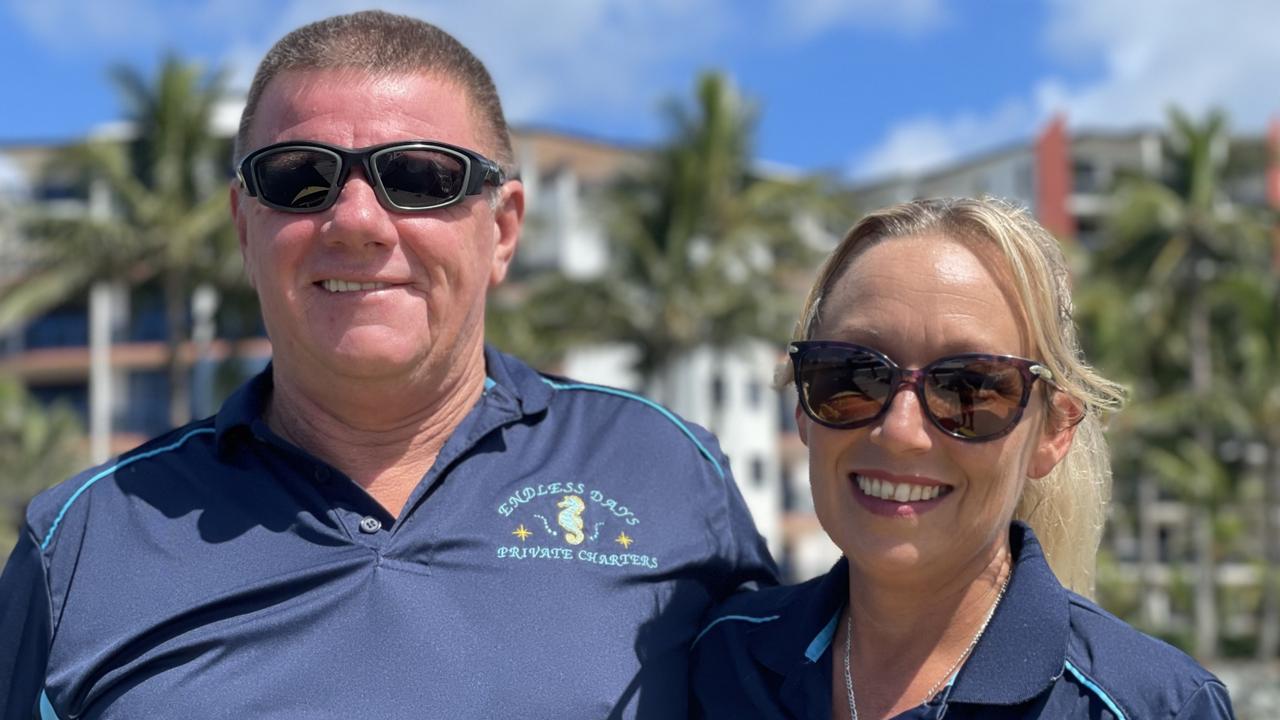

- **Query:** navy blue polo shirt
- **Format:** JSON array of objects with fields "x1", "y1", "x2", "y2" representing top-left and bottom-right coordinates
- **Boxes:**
[
  {"x1": 691, "y1": 523, "x2": 1233, "y2": 719},
  {"x1": 0, "y1": 347, "x2": 777, "y2": 719}
]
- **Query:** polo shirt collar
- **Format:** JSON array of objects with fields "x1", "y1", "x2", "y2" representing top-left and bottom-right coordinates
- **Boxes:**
[
  {"x1": 214, "y1": 363, "x2": 272, "y2": 453},
  {"x1": 745, "y1": 557, "x2": 847, "y2": 718},
  {"x1": 946, "y1": 522, "x2": 1070, "y2": 705},
  {"x1": 212, "y1": 346, "x2": 554, "y2": 456},
  {"x1": 742, "y1": 523, "x2": 1069, "y2": 715},
  {"x1": 482, "y1": 345, "x2": 553, "y2": 416}
]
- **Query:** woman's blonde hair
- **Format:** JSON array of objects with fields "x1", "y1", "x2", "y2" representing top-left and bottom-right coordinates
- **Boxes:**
[{"x1": 782, "y1": 197, "x2": 1126, "y2": 596}]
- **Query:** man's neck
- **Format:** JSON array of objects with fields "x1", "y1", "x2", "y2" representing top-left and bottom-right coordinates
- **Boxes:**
[{"x1": 264, "y1": 353, "x2": 488, "y2": 518}]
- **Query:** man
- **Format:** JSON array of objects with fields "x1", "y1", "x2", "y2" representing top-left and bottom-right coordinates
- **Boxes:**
[{"x1": 0, "y1": 11, "x2": 775, "y2": 719}]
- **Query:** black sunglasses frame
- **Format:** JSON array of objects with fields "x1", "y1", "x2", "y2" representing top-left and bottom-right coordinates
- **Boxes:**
[
  {"x1": 236, "y1": 139, "x2": 507, "y2": 213},
  {"x1": 789, "y1": 340, "x2": 1056, "y2": 442}
]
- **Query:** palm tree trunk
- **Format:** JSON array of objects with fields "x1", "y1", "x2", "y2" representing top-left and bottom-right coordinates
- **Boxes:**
[
  {"x1": 1189, "y1": 290, "x2": 1219, "y2": 660},
  {"x1": 88, "y1": 281, "x2": 114, "y2": 464},
  {"x1": 1258, "y1": 443, "x2": 1280, "y2": 660},
  {"x1": 164, "y1": 268, "x2": 190, "y2": 429},
  {"x1": 1137, "y1": 473, "x2": 1162, "y2": 628}
]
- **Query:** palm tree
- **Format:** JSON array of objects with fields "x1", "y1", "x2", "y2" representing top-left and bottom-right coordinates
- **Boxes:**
[
  {"x1": 1210, "y1": 268, "x2": 1280, "y2": 659},
  {"x1": 491, "y1": 72, "x2": 827, "y2": 402},
  {"x1": 1100, "y1": 107, "x2": 1269, "y2": 659},
  {"x1": 0, "y1": 56, "x2": 237, "y2": 431}
]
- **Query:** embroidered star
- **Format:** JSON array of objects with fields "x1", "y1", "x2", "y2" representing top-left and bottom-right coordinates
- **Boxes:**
[
  {"x1": 512, "y1": 524, "x2": 532, "y2": 541},
  {"x1": 615, "y1": 531, "x2": 634, "y2": 549}
]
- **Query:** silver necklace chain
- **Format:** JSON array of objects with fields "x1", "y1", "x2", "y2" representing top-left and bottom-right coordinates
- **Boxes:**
[{"x1": 842, "y1": 569, "x2": 1011, "y2": 720}]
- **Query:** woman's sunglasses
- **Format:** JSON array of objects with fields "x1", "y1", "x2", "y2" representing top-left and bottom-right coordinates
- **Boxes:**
[
  {"x1": 789, "y1": 341, "x2": 1057, "y2": 441},
  {"x1": 236, "y1": 139, "x2": 507, "y2": 213}
]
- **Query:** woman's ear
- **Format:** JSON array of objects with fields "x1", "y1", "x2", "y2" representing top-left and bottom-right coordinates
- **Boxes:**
[{"x1": 1029, "y1": 392, "x2": 1084, "y2": 479}]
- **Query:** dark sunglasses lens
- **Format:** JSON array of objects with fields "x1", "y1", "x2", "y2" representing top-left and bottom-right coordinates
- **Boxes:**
[
  {"x1": 925, "y1": 359, "x2": 1026, "y2": 438},
  {"x1": 798, "y1": 347, "x2": 894, "y2": 426},
  {"x1": 375, "y1": 149, "x2": 467, "y2": 208},
  {"x1": 254, "y1": 149, "x2": 338, "y2": 210}
]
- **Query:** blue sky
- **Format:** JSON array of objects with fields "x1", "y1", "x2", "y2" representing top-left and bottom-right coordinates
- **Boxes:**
[{"x1": 1, "y1": 0, "x2": 1276, "y2": 180}]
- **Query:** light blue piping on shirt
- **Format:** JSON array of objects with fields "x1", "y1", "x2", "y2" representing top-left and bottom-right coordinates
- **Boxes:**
[
  {"x1": 1064, "y1": 659, "x2": 1127, "y2": 720},
  {"x1": 39, "y1": 689, "x2": 59, "y2": 720},
  {"x1": 39, "y1": 427, "x2": 217, "y2": 550},
  {"x1": 692, "y1": 614, "x2": 781, "y2": 647},
  {"x1": 539, "y1": 379, "x2": 725, "y2": 479},
  {"x1": 805, "y1": 609, "x2": 841, "y2": 662}
]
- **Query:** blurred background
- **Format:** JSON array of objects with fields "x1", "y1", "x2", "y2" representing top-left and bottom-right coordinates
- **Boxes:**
[{"x1": 1, "y1": 0, "x2": 1277, "y2": 713}]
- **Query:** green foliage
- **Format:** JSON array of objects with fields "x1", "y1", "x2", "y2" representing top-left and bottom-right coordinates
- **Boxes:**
[
  {"x1": 1079, "y1": 106, "x2": 1276, "y2": 656},
  {"x1": 488, "y1": 72, "x2": 829, "y2": 379},
  {"x1": 0, "y1": 375, "x2": 86, "y2": 559}
]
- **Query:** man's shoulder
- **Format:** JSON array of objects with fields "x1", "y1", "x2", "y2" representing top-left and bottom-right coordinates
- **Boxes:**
[
  {"x1": 537, "y1": 373, "x2": 728, "y2": 474},
  {"x1": 25, "y1": 419, "x2": 219, "y2": 552},
  {"x1": 1063, "y1": 591, "x2": 1228, "y2": 717}
]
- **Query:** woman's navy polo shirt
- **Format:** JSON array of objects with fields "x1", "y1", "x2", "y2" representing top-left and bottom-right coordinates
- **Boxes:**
[
  {"x1": 691, "y1": 523, "x2": 1233, "y2": 719},
  {"x1": 0, "y1": 347, "x2": 777, "y2": 719}
]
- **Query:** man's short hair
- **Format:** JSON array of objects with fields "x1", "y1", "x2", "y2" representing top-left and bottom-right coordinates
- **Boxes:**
[{"x1": 235, "y1": 10, "x2": 513, "y2": 170}]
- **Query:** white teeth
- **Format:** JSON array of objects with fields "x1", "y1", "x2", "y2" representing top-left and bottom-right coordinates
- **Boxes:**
[
  {"x1": 854, "y1": 475, "x2": 947, "y2": 504},
  {"x1": 321, "y1": 280, "x2": 390, "y2": 293}
]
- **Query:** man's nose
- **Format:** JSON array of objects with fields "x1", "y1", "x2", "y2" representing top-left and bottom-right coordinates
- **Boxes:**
[{"x1": 323, "y1": 168, "x2": 396, "y2": 247}]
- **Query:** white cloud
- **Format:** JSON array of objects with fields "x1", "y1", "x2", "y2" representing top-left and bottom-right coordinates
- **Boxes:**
[
  {"x1": 8, "y1": 0, "x2": 952, "y2": 138},
  {"x1": 778, "y1": 0, "x2": 945, "y2": 39},
  {"x1": 5, "y1": 0, "x2": 169, "y2": 50},
  {"x1": 1040, "y1": 0, "x2": 1280, "y2": 130},
  {"x1": 851, "y1": 100, "x2": 1034, "y2": 180},
  {"x1": 183, "y1": 0, "x2": 734, "y2": 128},
  {"x1": 852, "y1": 0, "x2": 1280, "y2": 180}
]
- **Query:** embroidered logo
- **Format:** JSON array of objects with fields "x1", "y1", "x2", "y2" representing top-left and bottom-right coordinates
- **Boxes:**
[
  {"x1": 495, "y1": 483, "x2": 657, "y2": 569},
  {"x1": 556, "y1": 495, "x2": 587, "y2": 545}
]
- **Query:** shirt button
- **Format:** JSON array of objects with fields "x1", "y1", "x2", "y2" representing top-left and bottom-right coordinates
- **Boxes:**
[{"x1": 358, "y1": 516, "x2": 382, "y2": 534}]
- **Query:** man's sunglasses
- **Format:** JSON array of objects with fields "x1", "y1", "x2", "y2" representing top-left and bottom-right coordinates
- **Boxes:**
[
  {"x1": 236, "y1": 139, "x2": 507, "y2": 213},
  {"x1": 789, "y1": 341, "x2": 1057, "y2": 442}
]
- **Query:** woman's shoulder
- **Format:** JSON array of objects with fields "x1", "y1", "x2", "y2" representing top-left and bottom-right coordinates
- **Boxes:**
[{"x1": 1062, "y1": 591, "x2": 1233, "y2": 718}]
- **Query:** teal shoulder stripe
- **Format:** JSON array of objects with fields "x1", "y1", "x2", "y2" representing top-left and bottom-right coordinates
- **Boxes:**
[
  {"x1": 40, "y1": 689, "x2": 59, "y2": 720},
  {"x1": 805, "y1": 609, "x2": 841, "y2": 662},
  {"x1": 692, "y1": 614, "x2": 781, "y2": 647},
  {"x1": 1064, "y1": 659, "x2": 1127, "y2": 720},
  {"x1": 540, "y1": 379, "x2": 725, "y2": 479},
  {"x1": 40, "y1": 427, "x2": 216, "y2": 550}
]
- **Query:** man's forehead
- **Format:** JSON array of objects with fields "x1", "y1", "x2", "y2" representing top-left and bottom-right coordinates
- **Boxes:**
[{"x1": 248, "y1": 68, "x2": 481, "y2": 147}]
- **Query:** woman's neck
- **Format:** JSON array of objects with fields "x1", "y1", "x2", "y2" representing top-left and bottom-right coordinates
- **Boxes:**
[{"x1": 834, "y1": 542, "x2": 1012, "y2": 720}]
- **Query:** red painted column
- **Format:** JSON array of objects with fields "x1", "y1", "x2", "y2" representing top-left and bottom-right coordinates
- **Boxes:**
[
  {"x1": 1269, "y1": 117, "x2": 1280, "y2": 273},
  {"x1": 1035, "y1": 114, "x2": 1075, "y2": 240}
]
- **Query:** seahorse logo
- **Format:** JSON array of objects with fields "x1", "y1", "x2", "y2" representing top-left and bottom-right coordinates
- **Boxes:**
[{"x1": 556, "y1": 495, "x2": 586, "y2": 545}]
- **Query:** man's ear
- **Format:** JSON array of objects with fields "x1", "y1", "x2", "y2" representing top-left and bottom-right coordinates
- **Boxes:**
[
  {"x1": 229, "y1": 182, "x2": 255, "y2": 289},
  {"x1": 1028, "y1": 392, "x2": 1083, "y2": 479},
  {"x1": 488, "y1": 179, "x2": 525, "y2": 286}
]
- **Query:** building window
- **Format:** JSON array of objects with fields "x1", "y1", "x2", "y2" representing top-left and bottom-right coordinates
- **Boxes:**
[
  {"x1": 779, "y1": 389, "x2": 798, "y2": 432},
  {"x1": 710, "y1": 374, "x2": 725, "y2": 410},
  {"x1": 1076, "y1": 216, "x2": 1102, "y2": 249},
  {"x1": 1072, "y1": 158, "x2": 1100, "y2": 194},
  {"x1": 747, "y1": 379, "x2": 763, "y2": 409},
  {"x1": 750, "y1": 457, "x2": 766, "y2": 489}
]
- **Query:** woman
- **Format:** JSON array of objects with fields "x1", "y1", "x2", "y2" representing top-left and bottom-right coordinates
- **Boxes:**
[{"x1": 690, "y1": 198, "x2": 1233, "y2": 719}]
